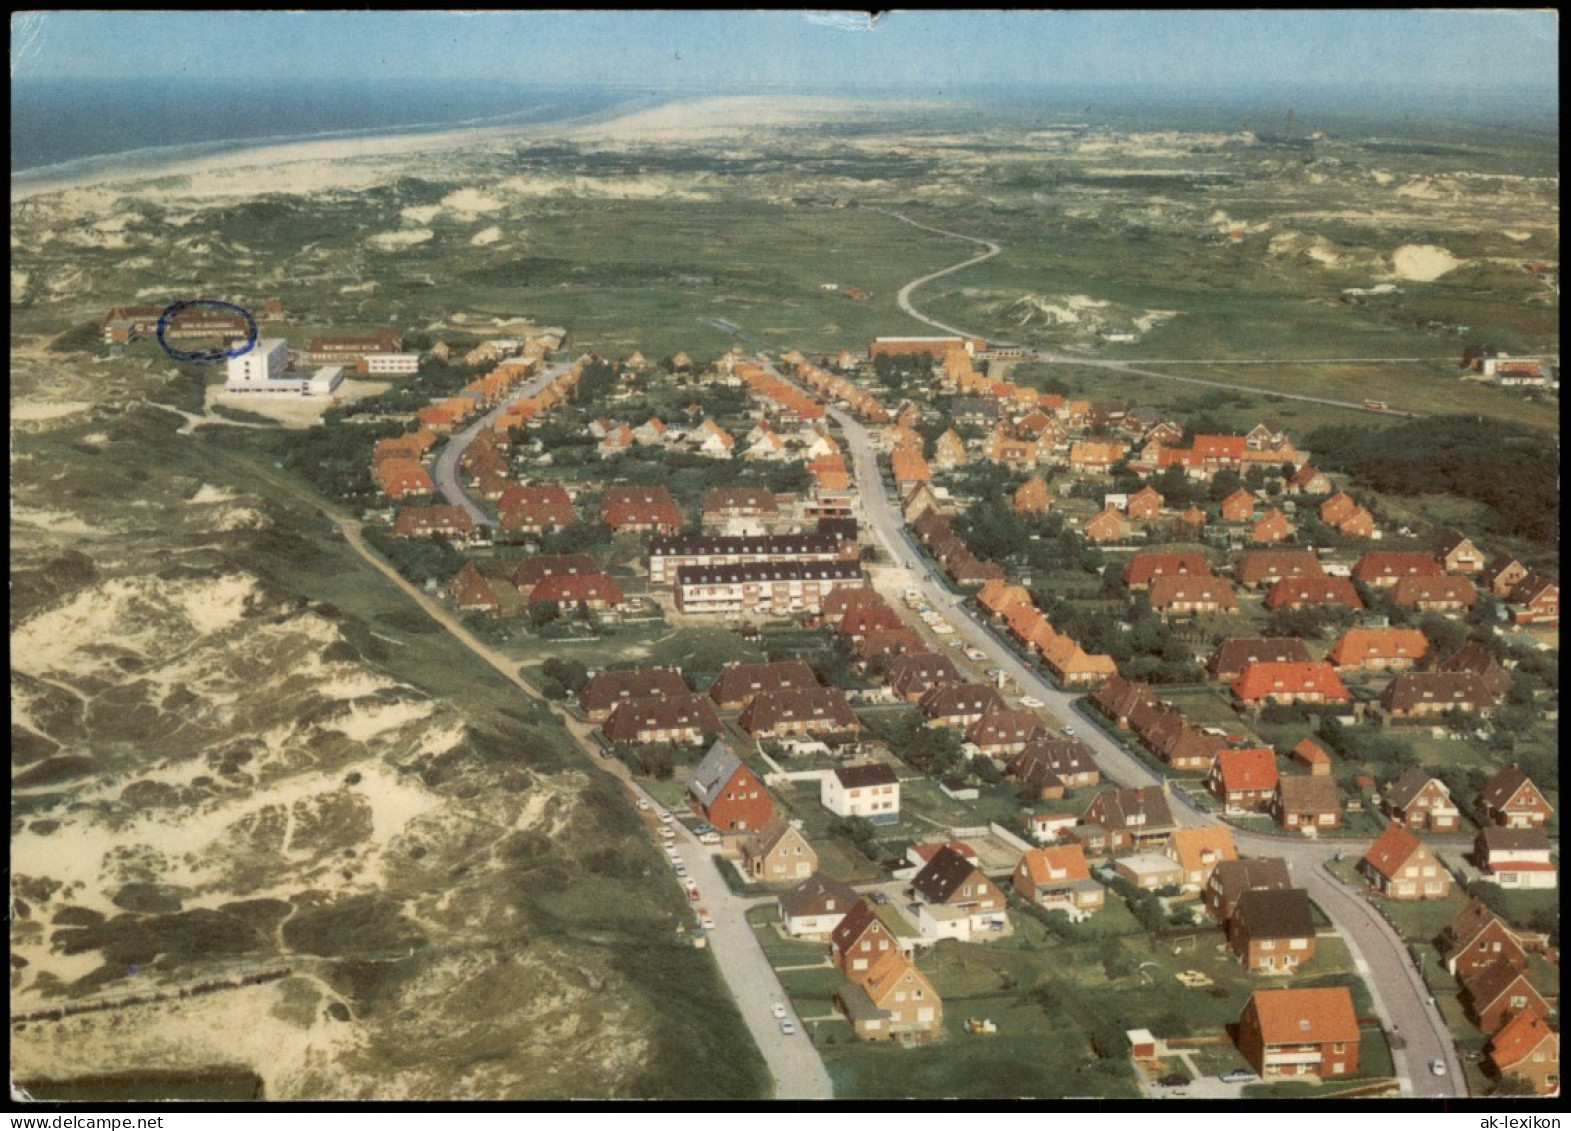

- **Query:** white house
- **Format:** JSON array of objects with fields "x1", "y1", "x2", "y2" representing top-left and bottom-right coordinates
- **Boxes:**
[
  {"x1": 224, "y1": 338, "x2": 343, "y2": 397},
  {"x1": 821, "y1": 763, "x2": 900, "y2": 824},
  {"x1": 1476, "y1": 828, "x2": 1557, "y2": 890},
  {"x1": 364, "y1": 352, "x2": 420, "y2": 375}
]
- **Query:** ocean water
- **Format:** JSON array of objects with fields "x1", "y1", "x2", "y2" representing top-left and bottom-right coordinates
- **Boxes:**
[{"x1": 10, "y1": 79, "x2": 646, "y2": 176}]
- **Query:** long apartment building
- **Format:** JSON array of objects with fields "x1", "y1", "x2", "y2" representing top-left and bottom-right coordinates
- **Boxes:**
[
  {"x1": 675, "y1": 561, "x2": 865, "y2": 616},
  {"x1": 647, "y1": 531, "x2": 851, "y2": 585}
]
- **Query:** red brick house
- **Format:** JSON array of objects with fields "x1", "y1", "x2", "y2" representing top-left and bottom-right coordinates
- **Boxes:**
[
  {"x1": 513, "y1": 553, "x2": 600, "y2": 590},
  {"x1": 1220, "y1": 489, "x2": 1256, "y2": 523},
  {"x1": 1441, "y1": 900, "x2": 1530, "y2": 978},
  {"x1": 527, "y1": 571, "x2": 625, "y2": 611},
  {"x1": 1122, "y1": 551, "x2": 1213, "y2": 591},
  {"x1": 446, "y1": 561, "x2": 525, "y2": 617},
  {"x1": 1263, "y1": 576, "x2": 1364, "y2": 611},
  {"x1": 1478, "y1": 765, "x2": 1554, "y2": 829},
  {"x1": 1481, "y1": 556, "x2": 1530, "y2": 598},
  {"x1": 832, "y1": 899, "x2": 905, "y2": 975},
  {"x1": 856, "y1": 626, "x2": 924, "y2": 668},
  {"x1": 1148, "y1": 573, "x2": 1238, "y2": 615},
  {"x1": 1290, "y1": 738, "x2": 1333, "y2": 775},
  {"x1": 599, "y1": 485, "x2": 684, "y2": 534},
  {"x1": 1011, "y1": 736, "x2": 1100, "y2": 794},
  {"x1": 1089, "y1": 674, "x2": 1159, "y2": 729},
  {"x1": 1359, "y1": 822, "x2": 1451, "y2": 900},
  {"x1": 1205, "y1": 857, "x2": 1292, "y2": 922},
  {"x1": 1251, "y1": 509, "x2": 1294, "y2": 544},
  {"x1": 1208, "y1": 638, "x2": 1313, "y2": 682},
  {"x1": 1327, "y1": 627, "x2": 1429, "y2": 671},
  {"x1": 1509, "y1": 573, "x2": 1559, "y2": 626},
  {"x1": 965, "y1": 708, "x2": 1044, "y2": 758},
  {"x1": 687, "y1": 741, "x2": 773, "y2": 831},
  {"x1": 1232, "y1": 662, "x2": 1350, "y2": 708},
  {"x1": 707, "y1": 660, "x2": 820, "y2": 710},
  {"x1": 1209, "y1": 748, "x2": 1280, "y2": 812},
  {"x1": 393, "y1": 505, "x2": 476, "y2": 540},
  {"x1": 837, "y1": 603, "x2": 906, "y2": 642},
  {"x1": 1460, "y1": 964, "x2": 1551, "y2": 1036},
  {"x1": 1228, "y1": 887, "x2": 1316, "y2": 973},
  {"x1": 919, "y1": 682, "x2": 1005, "y2": 729},
  {"x1": 1485, "y1": 1010, "x2": 1559, "y2": 1094},
  {"x1": 1126, "y1": 485, "x2": 1164, "y2": 520},
  {"x1": 1013, "y1": 476, "x2": 1053, "y2": 515},
  {"x1": 1082, "y1": 507, "x2": 1131, "y2": 543},
  {"x1": 1236, "y1": 987, "x2": 1360, "y2": 1079},
  {"x1": 1390, "y1": 574, "x2": 1478, "y2": 612},
  {"x1": 1235, "y1": 550, "x2": 1324, "y2": 589},
  {"x1": 1379, "y1": 671, "x2": 1499, "y2": 719},
  {"x1": 603, "y1": 693, "x2": 721, "y2": 746},
  {"x1": 737, "y1": 687, "x2": 859, "y2": 739},
  {"x1": 1436, "y1": 641, "x2": 1512, "y2": 701},
  {"x1": 1012, "y1": 844, "x2": 1105, "y2": 919},
  {"x1": 1083, "y1": 787, "x2": 1177, "y2": 850},
  {"x1": 1353, "y1": 552, "x2": 1444, "y2": 588},
  {"x1": 884, "y1": 652, "x2": 962, "y2": 701},
  {"x1": 579, "y1": 666, "x2": 689, "y2": 721},
  {"x1": 1381, "y1": 766, "x2": 1460, "y2": 831}
]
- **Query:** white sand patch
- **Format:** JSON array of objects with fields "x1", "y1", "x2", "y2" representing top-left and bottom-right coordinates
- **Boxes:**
[
  {"x1": 11, "y1": 400, "x2": 92, "y2": 421},
  {"x1": 11, "y1": 579, "x2": 165, "y2": 676},
  {"x1": 167, "y1": 574, "x2": 258, "y2": 636},
  {"x1": 330, "y1": 699, "x2": 434, "y2": 744},
  {"x1": 356, "y1": 763, "x2": 442, "y2": 846},
  {"x1": 9, "y1": 505, "x2": 100, "y2": 537},
  {"x1": 369, "y1": 228, "x2": 433, "y2": 250},
  {"x1": 1133, "y1": 310, "x2": 1178, "y2": 333},
  {"x1": 400, "y1": 204, "x2": 442, "y2": 224},
  {"x1": 470, "y1": 226, "x2": 503, "y2": 246},
  {"x1": 189, "y1": 484, "x2": 237, "y2": 504},
  {"x1": 1371, "y1": 170, "x2": 1394, "y2": 185},
  {"x1": 81, "y1": 432, "x2": 110, "y2": 444},
  {"x1": 1395, "y1": 178, "x2": 1445, "y2": 200},
  {"x1": 440, "y1": 189, "x2": 504, "y2": 218},
  {"x1": 11, "y1": 269, "x2": 30, "y2": 301},
  {"x1": 1391, "y1": 244, "x2": 1465, "y2": 282},
  {"x1": 1308, "y1": 245, "x2": 1347, "y2": 267},
  {"x1": 320, "y1": 671, "x2": 396, "y2": 698},
  {"x1": 340, "y1": 281, "x2": 378, "y2": 294},
  {"x1": 213, "y1": 507, "x2": 268, "y2": 531},
  {"x1": 1502, "y1": 230, "x2": 1531, "y2": 242}
]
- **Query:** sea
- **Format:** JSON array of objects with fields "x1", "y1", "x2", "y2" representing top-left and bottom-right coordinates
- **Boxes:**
[{"x1": 10, "y1": 78, "x2": 651, "y2": 181}]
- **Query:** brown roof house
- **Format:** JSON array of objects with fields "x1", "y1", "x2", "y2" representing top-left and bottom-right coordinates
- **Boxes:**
[
  {"x1": 579, "y1": 666, "x2": 689, "y2": 721},
  {"x1": 1478, "y1": 764, "x2": 1554, "y2": 829},
  {"x1": 1208, "y1": 638, "x2": 1314, "y2": 682},
  {"x1": 1440, "y1": 900, "x2": 1530, "y2": 978},
  {"x1": 1273, "y1": 775, "x2": 1342, "y2": 833},
  {"x1": 740, "y1": 815, "x2": 818, "y2": 885},
  {"x1": 1358, "y1": 822, "x2": 1451, "y2": 900},
  {"x1": 707, "y1": 659, "x2": 820, "y2": 710},
  {"x1": 831, "y1": 899, "x2": 906, "y2": 976},
  {"x1": 1460, "y1": 964, "x2": 1551, "y2": 1036},
  {"x1": 1164, "y1": 826, "x2": 1238, "y2": 891},
  {"x1": 1228, "y1": 887, "x2": 1316, "y2": 974},
  {"x1": 1083, "y1": 786, "x2": 1177, "y2": 850},
  {"x1": 910, "y1": 846, "x2": 1009, "y2": 942},
  {"x1": 919, "y1": 682, "x2": 1005, "y2": 729},
  {"x1": 1379, "y1": 671, "x2": 1499, "y2": 720},
  {"x1": 738, "y1": 687, "x2": 860, "y2": 740},
  {"x1": 603, "y1": 693, "x2": 720, "y2": 746},
  {"x1": 778, "y1": 872, "x2": 860, "y2": 939},
  {"x1": 833, "y1": 947, "x2": 943, "y2": 1044},
  {"x1": 1205, "y1": 857, "x2": 1292, "y2": 922},
  {"x1": 1235, "y1": 550, "x2": 1324, "y2": 590},
  {"x1": 1381, "y1": 766, "x2": 1460, "y2": 832}
]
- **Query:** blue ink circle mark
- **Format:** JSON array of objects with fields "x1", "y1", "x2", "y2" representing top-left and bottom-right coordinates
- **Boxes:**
[{"x1": 156, "y1": 299, "x2": 258, "y2": 364}]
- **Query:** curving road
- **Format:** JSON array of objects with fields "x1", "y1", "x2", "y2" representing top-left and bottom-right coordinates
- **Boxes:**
[
  {"x1": 875, "y1": 207, "x2": 1424, "y2": 419},
  {"x1": 430, "y1": 360, "x2": 572, "y2": 525}
]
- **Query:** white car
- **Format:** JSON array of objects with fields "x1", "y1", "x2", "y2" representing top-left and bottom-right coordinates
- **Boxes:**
[
  {"x1": 1020, "y1": 696, "x2": 1044, "y2": 708},
  {"x1": 1060, "y1": 725, "x2": 1076, "y2": 736},
  {"x1": 932, "y1": 625, "x2": 955, "y2": 635},
  {"x1": 700, "y1": 914, "x2": 716, "y2": 931},
  {"x1": 1429, "y1": 1059, "x2": 1447, "y2": 1077},
  {"x1": 683, "y1": 877, "x2": 699, "y2": 892},
  {"x1": 779, "y1": 1019, "x2": 797, "y2": 1036},
  {"x1": 964, "y1": 648, "x2": 986, "y2": 661},
  {"x1": 636, "y1": 799, "x2": 650, "y2": 811},
  {"x1": 698, "y1": 832, "x2": 722, "y2": 845},
  {"x1": 657, "y1": 811, "x2": 674, "y2": 825},
  {"x1": 771, "y1": 1003, "x2": 788, "y2": 1019},
  {"x1": 658, "y1": 826, "x2": 676, "y2": 840}
]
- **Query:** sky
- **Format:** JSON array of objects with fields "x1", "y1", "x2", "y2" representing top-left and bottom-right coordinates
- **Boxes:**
[{"x1": 10, "y1": 10, "x2": 1559, "y2": 96}]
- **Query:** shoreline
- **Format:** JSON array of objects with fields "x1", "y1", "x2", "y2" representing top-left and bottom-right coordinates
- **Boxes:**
[{"x1": 9, "y1": 92, "x2": 906, "y2": 203}]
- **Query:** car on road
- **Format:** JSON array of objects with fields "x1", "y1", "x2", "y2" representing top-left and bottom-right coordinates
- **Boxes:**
[
  {"x1": 779, "y1": 1018, "x2": 797, "y2": 1036},
  {"x1": 1060, "y1": 725, "x2": 1076, "y2": 736},
  {"x1": 771, "y1": 1003, "x2": 788, "y2": 1019},
  {"x1": 658, "y1": 826, "x2": 676, "y2": 839},
  {"x1": 932, "y1": 625, "x2": 955, "y2": 635},
  {"x1": 636, "y1": 799, "x2": 650, "y2": 811},
  {"x1": 1020, "y1": 696, "x2": 1044, "y2": 708},
  {"x1": 1429, "y1": 1059, "x2": 1447, "y2": 1077},
  {"x1": 964, "y1": 648, "x2": 987, "y2": 661},
  {"x1": 692, "y1": 823, "x2": 715, "y2": 835},
  {"x1": 1156, "y1": 1073, "x2": 1189, "y2": 1087},
  {"x1": 657, "y1": 811, "x2": 674, "y2": 825},
  {"x1": 699, "y1": 911, "x2": 716, "y2": 930},
  {"x1": 698, "y1": 832, "x2": 721, "y2": 845},
  {"x1": 1218, "y1": 1070, "x2": 1258, "y2": 1085}
]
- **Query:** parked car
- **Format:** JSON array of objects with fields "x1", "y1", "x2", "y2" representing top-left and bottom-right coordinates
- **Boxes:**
[
  {"x1": 964, "y1": 648, "x2": 986, "y2": 661},
  {"x1": 771, "y1": 1003, "x2": 787, "y2": 1019},
  {"x1": 698, "y1": 832, "x2": 721, "y2": 845},
  {"x1": 1059, "y1": 725, "x2": 1075, "y2": 736},
  {"x1": 779, "y1": 1018, "x2": 796, "y2": 1036},
  {"x1": 658, "y1": 811, "x2": 674, "y2": 825},
  {"x1": 699, "y1": 912, "x2": 716, "y2": 931},
  {"x1": 1020, "y1": 696, "x2": 1044, "y2": 708},
  {"x1": 1157, "y1": 1073, "x2": 1189, "y2": 1087},
  {"x1": 636, "y1": 799, "x2": 650, "y2": 811},
  {"x1": 1429, "y1": 1059, "x2": 1447, "y2": 1077},
  {"x1": 1218, "y1": 1070, "x2": 1258, "y2": 1084},
  {"x1": 692, "y1": 823, "x2": 715, "y2": 835}
]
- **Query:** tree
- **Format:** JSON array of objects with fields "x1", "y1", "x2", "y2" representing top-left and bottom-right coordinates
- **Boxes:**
[
  {"x1": 828, "y1": 816, "x2": 879, "y2": 860},
  {"x1": 1494, "y1": 1074, "x2": 1539, "y2": 1096},
  {"x1": 541, "y1": 657, "x2": 589, "y2": 695},
  {"x1": 528, "y1": 599, "x2": 561, "y2": 628}
]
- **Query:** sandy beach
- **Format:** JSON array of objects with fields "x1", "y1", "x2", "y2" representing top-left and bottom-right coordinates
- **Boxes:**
[{"x1": 11, "y1": 94, "x2": 891, "y2": 204}]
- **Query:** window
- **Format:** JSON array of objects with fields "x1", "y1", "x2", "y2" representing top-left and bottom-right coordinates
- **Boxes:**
[{"x1": 1260, "y1": 939, "x2": 1276, "y2": 951}]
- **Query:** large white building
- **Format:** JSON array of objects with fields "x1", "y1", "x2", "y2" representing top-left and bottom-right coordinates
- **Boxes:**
[
  {"x1": 365, "y1": 352, "x2": 421, "y2": 375},
  {"x1": 821, "y1": 763, "x2": 900, "y2": 823},
  {"x1": 224, "y1": 338, "x2": 343, "y2": 397}
]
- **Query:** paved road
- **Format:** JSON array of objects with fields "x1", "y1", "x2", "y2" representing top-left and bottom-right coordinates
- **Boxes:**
[
  {"x1": 429, "y1": 360, "x2": 571, "y2": 524},
  {"x1": 622, "y1": 786, "x2": 836, "y2": 1101},
  {"x1": 227, "y1": 452, "x2": 833, "y2": 1100},
  {"x1": 817, "y1": 394, "x2": 1461, "y2": 1098},
  {"x1": 875, "y1": 207, "x2": 1423, "y2": 419}
]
